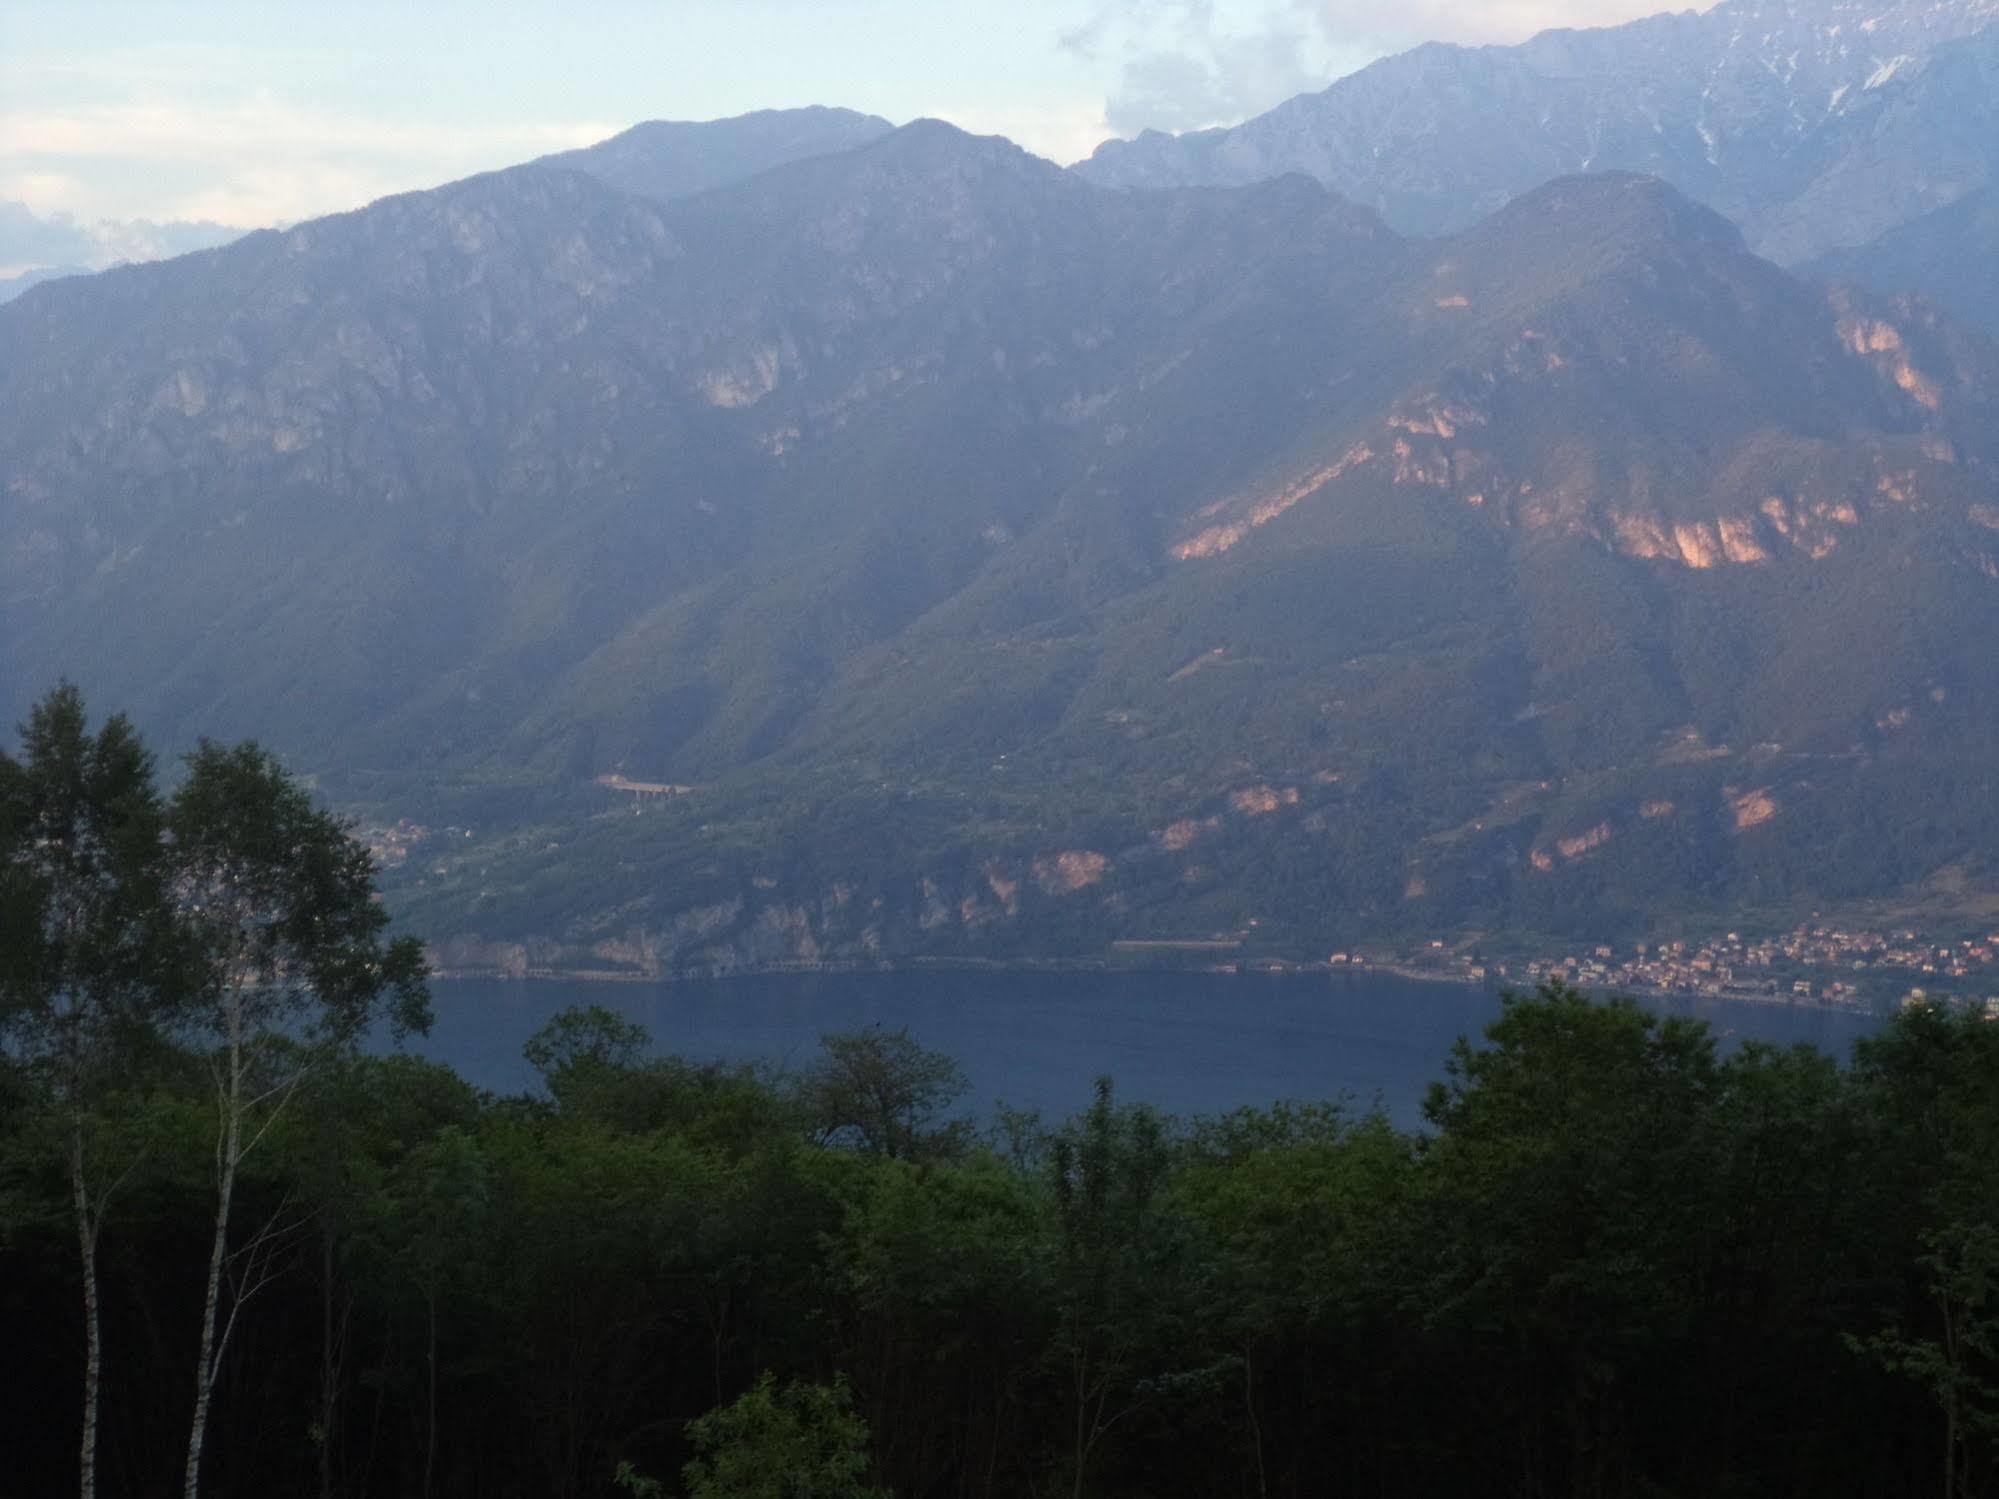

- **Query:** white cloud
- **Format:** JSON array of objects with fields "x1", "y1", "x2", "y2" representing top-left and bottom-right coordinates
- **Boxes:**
[
  {"x1": 0, "y1": 100, "x2": 618, "y2": 226},
  {"x1": 0, "y1": 101, "x2": 611, "y2": 167},
  {"x1": 0, "y1": 198, "x2": 240, "y2": 274},
  {"x1": 926, "y1": 99, "x2": 1114, "y2": 165},
  {"x1": 1305, "y1": 0, "x2": 1703, "y2": 47},
  {"x1": 1067, "y1": 1, "x2": 1345, "y2": 138},
  {"x1": 1071, "y1": 0, "x2": 1715, "y2": 145},
  {"x1": 3, "y1": 170, "x2": 85, "y2": 214},
  {"x1": 172, "y1": 162, "x2": 434, "y2": 230}
]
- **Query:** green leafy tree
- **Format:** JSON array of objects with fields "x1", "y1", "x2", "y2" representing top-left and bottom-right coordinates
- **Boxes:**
[
  {"x1": 167, "y1": 740, "x2": 429, "y2": 1499},
  {"x1": 1419, "y1": 982, "x2": 1724, "y2": 1498},
  {"x1": 827, "y1": 1151, "x2": 1049, "y2": 1495},
  {"x1": 675, "y1": 1372, "x2": 886, "y2": 1499},
  {"x1": 1172, "y1": 1104, "x2": 1417, "y2": 1495},
  {"x1": 476, "y1": 1112, "x2": 737, "y2": 1496},
  {"x1": 288, "y1": 1052, "x2": 480, "y2": 1499},
  {"x1": 1853, "y1": 1223, "x2": 1999, "y2": 1499},
  {"x1": 524, "y1": 1004, "x2": 651, "y2": 1096},
  {"x1": 0, "y1": 684, "x2": 177, "y2": 1499},
  {"x1": 801, "y1": 1027, "x2": 969, "y2": 1160},
  {"x1": 1851, "y1": 1002, "x2": 1999, "y2": 1498},
  {"x1": 1047, "y1": 1077, "x2": 1182, "y2": 1499},
  {"x1": 387, "y1": 1124, "x2": 492, "y2": 1499}
]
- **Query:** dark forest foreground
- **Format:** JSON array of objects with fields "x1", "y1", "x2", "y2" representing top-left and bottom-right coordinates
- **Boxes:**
[
  {"x1": 7, "y1": 688, "x2": 1999, "y2": 1497},
  {"x1": 8, "y1": 983, "x2": 1999, "y2": 1497}
]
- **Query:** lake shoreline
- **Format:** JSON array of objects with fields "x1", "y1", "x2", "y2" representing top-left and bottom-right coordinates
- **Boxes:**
[
  {"x1": 427, "y1": 950, "x2": 1878, "y2": 1016},
  {"x1": 413, "y1": 968, "x2": 1886, "y2": 1122}
]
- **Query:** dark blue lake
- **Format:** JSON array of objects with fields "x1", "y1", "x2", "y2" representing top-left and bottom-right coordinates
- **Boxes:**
[{"x1": 412, "y1": 969, "x2": 1886, "y2": 1126}]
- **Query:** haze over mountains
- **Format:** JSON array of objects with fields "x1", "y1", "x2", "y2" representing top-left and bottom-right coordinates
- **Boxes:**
[
  {"x1": 0, "y1": 200, "x2": 245, "y2": 304},
  {"x1": 4, "y1": 1, "x2": 1997, "y2": 976},
  {"x1": 1080, "y1": 0, "x2": 1999, "y2": 307}
]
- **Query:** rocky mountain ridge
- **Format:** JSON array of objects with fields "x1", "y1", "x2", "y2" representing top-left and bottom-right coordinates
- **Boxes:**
[
  {"x1": 532, "y1": 105, "x2": 895, "y2": 204},
  {"x1": 1075, "y1": 0, "x2": 1999, "y2": 267},
  {"x1": 1807, "y1": 181, "x2": 1999, "y2": 336},
  {"x1": 5, "y1": 117, "x2": 1999, "y2": 972}
]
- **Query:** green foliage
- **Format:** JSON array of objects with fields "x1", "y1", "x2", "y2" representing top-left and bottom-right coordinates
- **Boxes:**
[
  {"x1": 11, "y1": 952, "x2": 1999, "y2": 1497},
  {"x1": 1175, "y1": 1105, "x2": 1417, "y2": 1331},
  {"x1": 170, "y1": 739, "x2": 430, "y2": 1047},
  {"x1": 1420, "y1": 982, "x2": 1726, "y2": 1341},
  {"x1": 676, "y1": 1373, "x2": 886, "y2": 1499},
  {"x1": 525, "y1": 1005, "x2": 652, "y2": 1081},
  {"x1": 1851, "y1": 1223, "x2": 1999, "y2": 1498},
  {"x1": 0, "y1": 682, "x2": 179, "y2": 1092},
  {"x1": 19, "y1": 127, "x2": 1999, "y2": 968},
  {"x1": 798, "y1": 1027, "x2": 970, "y2": 1160}
]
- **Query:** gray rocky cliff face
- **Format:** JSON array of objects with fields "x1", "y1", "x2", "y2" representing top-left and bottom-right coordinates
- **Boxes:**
[
  {"x1": 10, "y1": 117, "x2": 1999, "y2": 955},
  {"x1": 1075, "y1": 0, "x2": 1999, "y2": 265}
]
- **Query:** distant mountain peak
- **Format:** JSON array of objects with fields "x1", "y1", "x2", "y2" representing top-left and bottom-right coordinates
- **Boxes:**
[
  {"x1": 9, "y1": 80, "x2": 1999, "y2": 964},
  {"x1": 1708, "y1": 0, "x2": 1999, "y2": 26},
  {"x1": 1074, "y1": 0, "x2": 1999, "y2": 265},
  {"x1": 1491, "y1": 171, "x2": 1746, "y2": 248},
  {"x1": 535, "y1": 105, "x2": 894, "y2": 204},
  {"x1": 851, "y1": 118, "x2": 1068, "y2": 177}
]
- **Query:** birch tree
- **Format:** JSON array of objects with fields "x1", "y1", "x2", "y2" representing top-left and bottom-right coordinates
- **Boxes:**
[
  {"x1": 0, "y1": 684, "x2": 176, "y2": 1499},
  {"x1": 167, "y1": 740, "x2": 428, "y2": 1499}
]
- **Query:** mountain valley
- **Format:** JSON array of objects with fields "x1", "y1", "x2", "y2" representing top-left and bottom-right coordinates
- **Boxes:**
[{"x1": 5, "y1": 13, "x2": 1999, "y2": 977}]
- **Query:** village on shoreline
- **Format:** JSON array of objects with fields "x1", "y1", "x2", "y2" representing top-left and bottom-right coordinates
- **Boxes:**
[
  {"x1": 419, "y1": 920, "x2": 1999, "y2": 1019},
  {"x1": 1342, "y1": 923, "x2": 1999, "y2": 1016}
]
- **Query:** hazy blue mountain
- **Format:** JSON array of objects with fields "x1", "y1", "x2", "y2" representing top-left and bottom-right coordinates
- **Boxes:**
[
  {"x1": 533, "y1": 105, "x2": 895, "y2": 202},
  {"x1": 0, "y1": 264, "x2": 91, "y2": 303},
  {"x1": 0, "y1": 199, "x2": 244, "y2": 283},
  {"x1": 6, "y1": 117, "x2": 1999, "y2": 972},
  {"x1": 1075, "y1": 0, "x2": 1999, "y2": 266},
  {"x1": 1807, "y1": 183, "x2": 1999, "y2": 337}
]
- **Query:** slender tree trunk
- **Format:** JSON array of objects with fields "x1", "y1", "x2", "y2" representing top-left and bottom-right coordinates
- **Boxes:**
[
  {"x1": 1943, "y1": 1288, "x2": 1959, "y2": 1499},
  {"x1": 424, "y1": 1286, "x2": 438, "y2": 1499},
  {"x1": 982, "y1": 1358, "x2": 1006, "y2": 1499},
  {"x1": 185, "y1": 1021, "x2": 243, "y2": 1499},
  {"x1": 1244, "y1": 1343, "x2": 1268, "y2": 1499},
  {"x1": 360, "y1": 1315, "x2": 391, "y2": 1499},
  {"x1": 319, "y1": 1220, "x2": 344, "y2": 1499},
  {"x1": 1071, "y1": 1345, "x2": 1089, "y2": 1499},
  {"x1": 71, "y1": 1118, "x2": 102, "y2": 1499}
]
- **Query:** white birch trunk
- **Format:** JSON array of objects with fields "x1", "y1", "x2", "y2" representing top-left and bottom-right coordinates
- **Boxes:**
[
  {"x1": 71, "y1": 1118, "x2": 102, "y2": 1499},
  {"x1": 183, "y1": 1002, "x2": 243, "y2": 1499}
]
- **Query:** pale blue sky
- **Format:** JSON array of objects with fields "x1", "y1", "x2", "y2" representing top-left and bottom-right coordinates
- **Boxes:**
[{"x1": 0, "y1": 0, "x2": 1675, "y2": 238}]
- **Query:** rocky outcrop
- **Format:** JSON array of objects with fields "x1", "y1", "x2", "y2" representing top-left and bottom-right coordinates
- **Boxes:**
[{"x1": 1076, "y1": 0, "x2": 1999, "y2": 267}]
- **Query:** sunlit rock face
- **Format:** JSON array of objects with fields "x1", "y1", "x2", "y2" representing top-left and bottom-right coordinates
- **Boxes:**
[
  {"x1": 1809, "y1": 183, "x2": 1999, "y2": 339},
  {"x1": 9, "y1": 118, "x2": 1999, "y2": 964}
]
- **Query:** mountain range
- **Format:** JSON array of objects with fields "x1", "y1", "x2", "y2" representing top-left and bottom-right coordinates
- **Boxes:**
[
  {"x1": 4, "y1": 9, "x2": 1998, "y2": 977},
  {"x1": 0, "y1": 200, "x2": 245, "y2": 303},
  {"x1": 1078, "y1": 0, "x2": 1999, "y2": 311}
]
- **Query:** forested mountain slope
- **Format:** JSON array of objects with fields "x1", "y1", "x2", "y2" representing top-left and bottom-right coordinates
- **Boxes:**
[
  {"x1": 1808, "y1": 182, "x2": 1999, "y2": 338},
  {"x1": 5, "y1": 119, "x2": 1999, "y2": 970}
]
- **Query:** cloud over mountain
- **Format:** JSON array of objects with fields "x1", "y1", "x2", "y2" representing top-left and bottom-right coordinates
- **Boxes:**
[
  {"x1": 1064, "y1": 0, "x2": 1336, "y2": 135},
  {"x1": 1305, "y1": 0, "x2": 1716, "y2": 48},
  {"x1": 0, "y1": 198, "x2": 240, "y2": 285}
]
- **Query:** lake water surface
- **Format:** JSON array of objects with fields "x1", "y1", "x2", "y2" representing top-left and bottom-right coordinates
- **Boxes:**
[{"x1": 414, "y1": 969, "x2": 1885, "y2": 1126}]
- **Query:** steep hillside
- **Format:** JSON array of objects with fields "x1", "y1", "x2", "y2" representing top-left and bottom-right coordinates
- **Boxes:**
[
  {"x1": 533, "y1": 106, "x2": 895, "y2": 202},
  {"x1": 5, "y1": 120, "x2": 1999, "y2": 973},
  {"x1": 1807, "y1": 183, "x2": 1999, "y2": 338},
  {"x1": 0, "y1": 264, "x2": 92, "y2": 305},
  {"x1": 0, "y1": 122, "x2": 1400, "y2": 774},
  {"x1": 1075, "y1": 0, "x2": 1999, "y2": 266}
]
